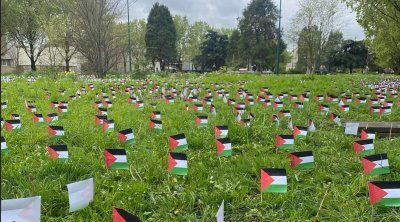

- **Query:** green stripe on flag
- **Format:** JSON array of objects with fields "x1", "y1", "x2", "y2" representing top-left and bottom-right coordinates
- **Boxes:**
[
  {"x1": 295, "y1": 162, "x2": 315, "y2": 170},
  {"x1": 111, "y1": 162, "x2": 128, "y2": 170},
  {"x1": 221, "y1": 150, "x2": 232, "y2": 157},
  {"x1": 369, "y1": 167, "x2": 390, "y2": 176},
  {"x1": 171, "y1": 167, "x2": 187, "y2": 176},
  {"x1": 378, "y1": 198, "x2": 400, "y2": 207},
  {"x1": 263, "y1": 184, "x2": 287, "y2": 193},
  {"x1": 174, "y1": 145, "x2": 188, "y2": 152},
  {"x1": 278, "y1": 144, "x2": 294, "y2": 151}
]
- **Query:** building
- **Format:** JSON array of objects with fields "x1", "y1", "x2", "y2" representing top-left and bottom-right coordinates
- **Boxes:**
[{"x1": 286, "y1": 48, "x2": 298, "y2": 71}]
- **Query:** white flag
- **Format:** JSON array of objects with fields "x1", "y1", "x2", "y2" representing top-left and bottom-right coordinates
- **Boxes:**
[
  {"x1": 67, "y1": 178, "x2": 94, "y2": 213},
  {"x1": 344, "y1": 122, "x2": 359, "y2": 135},
  {"x1": 1, "y1": 196, "x2": 41, "y2": 222},
  {"x1": 216, "y1": 200, "x2": 224, "y2": 222}
]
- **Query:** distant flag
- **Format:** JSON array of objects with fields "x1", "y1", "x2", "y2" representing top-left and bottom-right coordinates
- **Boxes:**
[
  {"x1": 260, "y1": 168, "x2": 287, "y2": 193},
  {"x1": 273, "y1": 101, "x2": 283, "y2": 110},
  {"x1": 98, "y1": 107, "x2": 108, "y2": 115},
  {"x1": 10, "y1": 114, "x2": 20, "y2": 120},
  {"x1": 353, "y1": 139, "x2": 374, "y2": 156},
  {"x1": 361, "y1": 129, "x2": 376, "y2": 140},
  {"x1": 0, "y1": 196, "x2": 41, "y2": 222},
  {"x1": 319, "y1": 104, "x2": 329, "y2": 114},
  {"x1": 272, "y1": 114, "x2": 279, "y2": 126},
  {"x1": 279, "y1": 110, "x2": 291, "y2": 118},
  {"x1": 104, "y1": 149, "x2": 128, "y2": 170},
  {"x1": 369, "y1": 99, "x2": 379, "y2": 106},
  {"x1": 308, "y1": 119, "x2": 316, "y2": 132},
  {"x1": 370, "y1": 106, "x2": 380, "y2": 114},
  {"x1": 235, "y1": 113, "x2": 241, "y2": 122},
  {"x1": 113, "y1": 207, "x2": 141, "y2": 222},
  {"x1": 339, "y1": 105, "x2": 350, "y2": 113},
  {"x1": 362, "y1": 154, "x2": 390, "y2": 176},
  {"x1": 240, "y1": 119, "x2": 251, "y2": 127},
  {"x1": 263, "y1": 100, "x2": 272, "y2": 107},
  {"x1": 193, "y1": 104, "x2": 203, "y2": 112},
  {"x1": 1, "y1": 101, "x2": 7, "y2": 109},
  {"x1": 48, "y1": 126, "x2": 65, "y2": 138},
  {"x1": 210, "y1": 104, "x2": 217, "y2": 115},
  {"x1": 289, "y1": 151, "x2": 315, "y2": 169},
  {"x1": 46, "y1": 113, "x2": 59, "y2": 124},
  {"x1": 379, "y1": 106, "x2": 391, "y2": 116},
  {"x1": 314, "y1": 95, "x2": 324, "y2": 102},
  {"x1": 118, "y1": 129, "x2": 135, "y2": 145},
  {"x1": 356, "y1": 97, "x2": 367, "y2": 104},
  {"x1": 216, "y1": 138, "x2": 232, "y2": 157},
  {"x1": 165, "y1": 96, "x2": 174, "y2": 104},
  {"x1": 293, "y1": 126, "x2": 307, "y2": 139},
  {"x1": 287, "y1": 118, "x2": 293, "y2": 131},
  {"x1": 169, "y1": 134, "x2": 188, "y2": 152},
  {"x1": 5, "y1": 120, "x2": 21, "y2": 132},
  {"x1": 196, "y1": 116, "x2": 208, "y2": 127},
  {"x1": 330, "y1": 113, "x2": 341, "y2": 126},
  {"x1": 149, "y1": 119, "x2": 162, "y2": 131},
  {"x1": 276, "y1": 135, "x2": 294, "y2": 151},
  {"x1": 168, "y1": 152, "x2": 188, "y2": 176},
  {"x1": 248, "y1": 113, "x2": 254, "y2": 121},
  {"x1": 216, "y1": 200, "x2": 224, "y2": 222},
  {"x1": 95, "y1": 115, "x2": 107, "y2": 126},
  {"x1": 33, "y1": 114, "x2": 45, "y2": 125},
  {"x1": 368, "y1": 181, "x2": 400, "y2": 206},
  {"x1": 102, "y1": 120, "x2": 115, "y2": 133},
  {"x1": 47, "y1": 145, "x2": 68, "y2": 160},
  {"x1": 293, "y1": 102, "x2": 304, "y2": 109},
  {"x1": 151, "y1": 111, "x2": 161, "y2": 120},
  {"x1": 27, "y1": 105, "x2": 37, "y2": 113},
  {"x1": 1, "y1": 136, "x2": 8, "y2": 155},
  {"x1": 104, "y1": 101, "x2": 112, "y2": 108},
  {"x1": 67, "y1": 178, "x2": 94, "y2": 212},
  {"x1": 215, "y1": 126, "x2": 228, "y2": 139}
]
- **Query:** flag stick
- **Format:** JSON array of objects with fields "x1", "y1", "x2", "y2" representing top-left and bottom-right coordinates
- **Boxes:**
[{"x1": 315, "y1": 185, "x2": 330, "y2": 222}]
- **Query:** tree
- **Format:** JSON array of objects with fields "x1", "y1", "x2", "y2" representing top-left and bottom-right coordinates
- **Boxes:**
[
  {"x1": 145, "y1": 3, "x2": 177, "y2": 71},
  {"x1": 321, "y1": 31, "x2": 344, "y2": 72},
  {"x1": 130, "y1": 19, "x2": 147, "y2": 70},
  {"x1": 173, "y1": 15, "x2": 190, "y2": 71},
  {"x1": 238, "y1": 0, "x2": 279, "y2": 71},
  {"x1": 334, "y1": 40, "x2": 368, "y2": 73},
  {"x1": 343, "y1": 0, "x2": 400, "y2": 72},
  {"x1": 7, "y1": 0, "x2": 50, "y2": 71},
  {"x1": 186, "y1": 21, "x2": 210, "y2": 69},
  {"x1": 195, "y1": 30, "x2": 228, "y2": 71},
  {"x1": 296, "y1": 26, "x2": 320, "y2": 73},
  {"x1": 226, "y1": 29, "x2": 243, "y2": 68},
  {"x1": 290, "y1": 0, "x2": 343, "y2": 73},
  {"x1": 65, "y1": 0, "x2": 124, "y2": 78}
]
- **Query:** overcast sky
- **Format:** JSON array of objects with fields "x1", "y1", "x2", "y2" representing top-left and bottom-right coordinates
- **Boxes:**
[{"x1": 126, "y1": 0, "x2": 364, "y2": 47}]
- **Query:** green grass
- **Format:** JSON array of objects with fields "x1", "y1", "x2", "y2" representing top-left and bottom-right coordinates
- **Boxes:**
[{"x1": 1, "y1": 74, "x2": 400, "y2": 221}]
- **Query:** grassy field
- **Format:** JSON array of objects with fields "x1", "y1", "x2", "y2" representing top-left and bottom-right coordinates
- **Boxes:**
[{"x1": 1, "y1": 73, "x2": 400, "y2": 221}]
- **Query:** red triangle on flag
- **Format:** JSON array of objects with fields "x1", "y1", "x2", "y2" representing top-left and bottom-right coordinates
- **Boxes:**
[
  {"x1": 288, "y1": 154, "x2": 302, "y2": 168},
  {"x1": 293, "y1": 127, "x2": 300, "y2": 137},
  {"x1": 361, "y1": 158, "x2": 376, "y2": 175},
  {"x1": 118, "y1": 133, "x2": 127, "y2": 143},
  {"x1": 216, "y1": 140, "x2": 224, "y2": 155},
  {"x1": 46, "y1": 116, "x2": 52, "y2": 123},
  {"x1": 168, "y1": 153, "x2": 177, "y2": 171},
  {"x1": 215, "y1": 128, "x2": 221, "y2": 138},
  {"x1": 104, "y1": 150, "x2": 117, "y2": 168},
  {"x1": 48, "y1": 127, "x2": 56, "y2": 137},
  {"x1": 196, "y1": 117, "x2": 201, "y2": 125},
  {"x1": 5, "y1": 122, "x2": 13, "y2": 131},
  {"x1": 33, "y1": 116, "x2": 38, "y2": 124},
  {"x1": 353, "y1": 142, "x2": 364, "y2": 154},
  {"x1": 113, "y1": 208, "x2": 126, "y2": 222},
  {"x1": 368, "y1": 182, "x2": 388, "y2": 205},
  {"x1": 102, "y1": 122, "x2": 109, "y2": 132},
  {"x1": 169, "y1": 137, "x2": 179, "y2": 151},
  {"x1": 260, "y1": 170, "x2": 275, "y2": 192},
  {"x1": 275, "y1": 136, "x2": 284, "y2": 147},
  {"x1": 149, "y1": 121, "x2": 155, "y2": 128},
  {"x1": 361, "y1": 130, "x2": 368, "y2": 140},
  {"x1": 48, "y1": 147, "x2": 59, "y2": 160}
]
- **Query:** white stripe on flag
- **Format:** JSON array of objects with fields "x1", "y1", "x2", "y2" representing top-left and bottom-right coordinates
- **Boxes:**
[
  {"x1": 285, "y1": 139, "x2": 294, "y2": 144},
  {"x1": 364, "y1": 144, "x2": 374, "y2": 150},
  {"x1": 56, "y1": 131, "x2": 64, "y2": 136},
  {"x1": 271, "y1": 176, "x2": 287, "y2": 185},
  {"x1": 178, "y1": 138, "x2": 187, "y2": 146},
  {"x1": 383, "y1": 189, "x2": 400, "y2": 198},
  {"x1": 126, "y1": 133, "x2": 134, "y2": 140},
  {"x1": 175, "y1": 159, "x2": 187, "y2": 168},
  {"x1": 115, "y1": 155, "x2": 127, "y2": 163},
  {"x1": 58, "y1": 151, "x2": 68, "y2": 159},
  {"x1": 300, "y1": 156, "x2": 314, "y2": 164},
  {"x1": 373, "y1": 159, "x2": 389, "y2": 168}
]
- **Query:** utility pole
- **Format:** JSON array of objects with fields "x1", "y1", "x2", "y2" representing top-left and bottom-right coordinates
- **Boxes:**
[
  {"x1": 127, "y1": 0, "x2": 132, "y2": 72},
  {"x1": 275, "y1": 0, "x2": 282, "y2": 75}
]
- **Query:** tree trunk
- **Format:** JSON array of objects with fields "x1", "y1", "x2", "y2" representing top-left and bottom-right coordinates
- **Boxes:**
[
  {"x1": 30, "y1": 57, "x2": 36, "y2": 71},
  {"x1": 65, "y1": 58, "x2": 70, "y2": 72}
]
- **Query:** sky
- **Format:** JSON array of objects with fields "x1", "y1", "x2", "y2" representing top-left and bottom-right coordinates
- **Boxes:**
[{"x1": 126, "y1": 0, "x2": 365, "y2": 47}]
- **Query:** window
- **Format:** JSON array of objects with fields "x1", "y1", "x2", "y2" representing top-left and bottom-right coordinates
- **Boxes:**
[{"x1": 1, "y1": 59, "x2": 12, "y2": 66}]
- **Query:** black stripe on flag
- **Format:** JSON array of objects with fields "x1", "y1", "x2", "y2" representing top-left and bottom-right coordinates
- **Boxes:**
[
  {"x1": 49, "y1": 126, "x2": 64, "y2": 131},
  {"x1": 106, "y1": 149, "x2": 126, "y2": 155},
  {"x1": 150, "y1": 119, "x2": 162, "y2": 124},
  {"x1": 363, "y1": 153, "x2": 388, "y2": 162},
  {"x1": 119, "y1": 128, "x2": 133, "y2": 135},
  {"x1": 49, "y1": 145, "x2": 67, "y2": 151},
  {"x1": 216, "y1": 126, "x2": 228, "y2": 130},
  {"x1": 369, "y1": 181, "x2": 400, "y2": 189},
  {"x1": 170, "y1": 152, "x2": 187, "y2": 160},
  {"x1": 290, "y1": 151, "x2": 313, "y2": 157},
  {"x1": 217, "y1": 138, "x2": 231, "y2": 144},
  {"x1": 355, "y1": 139, "x2": 374, "y2": 145},
  {"x1": 278, "y1": 135, "x2": 294, "y2": 140},
  {"x1": 170, "y1": 134, "x2": 185, "y2": 140},
  {"x1": 263, "y1": 168, "x2": 286, "y2": 176}
]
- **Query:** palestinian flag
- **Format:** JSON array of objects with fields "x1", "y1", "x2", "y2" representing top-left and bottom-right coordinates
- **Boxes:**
[
  {"x1": 273, "y1": 101, "x2": 283, "y2": 110},
  {"x1": 113, "y1": 207, "x2": 141, "y2": 222},
  {"x1": 327, "y1": 95, "x2": 339, "y2": 103},
  {"x1": 169, "y1": 134, "x2": 188, "y2": 152},
  {"x1": 150, "y1": 111, "x2": 161, "y2": 120},
  {"x1": 5, "y1": 120, "x2": 21, "y2": 132},
  {"x1": 189, "y1": 96, "x2": 198, "y2": 103},
  {"x1": 240, "y1": 119, "x2": 251, "y2": 127},
  {"x1": 299, "y1": 94, "x2": 309, "y2": 102},
  {"x1": 356, "y1": 97, "x2": 367, "y2": 104},
  {"x1": 361, "y1": 129, "x2": 376, "y2": 140},
  {"x1": 135, "y1": 101, "x2": 144, "y2": 109},
  {"x1": 46, "y1": 113, "x2": 59, "y2": 124},
  {"x1": 165, "y1": 96, "x2": 174, "y2": 104},
  {"x1": 58, "y1": 106, "x2": 68, "y2": 115},
  {"x1": 293, "y1": 126, "x2": 308, "y2": 139},
  {"x1": 216, "y1": 138, "x2": 232, "y2": 156},
  {"x1": 118, "y1": 129, "x2": 135, "y2": 145},
  {"x1": 368, "y1": 181, "x2": 400, "y2": 206},
  {"x1": 104, "y1": 149, "x2": 128, "y2": 170},
  {"x1": 215, "y1": 126, "x2": 228, "y2": 139},
  {"x1": 288, "y1": 151, "x2": 315, "y2": 169},
  {"x1": 353, "y1": 139, "x2": 374, "y2": 156},
  {"x1": 293, "y1": 102, "x2": 304, "y2": 109},
  {"x1": 369, "y1": 99, "x2": 379, "y2": 106},
  {"x1": 1, "y1": 101, "x2": 8, "y2": 109},
  {"x1": 168, "y1": 152, "x2": 188, "y2": 176},
  {"x1": 193, "y1": 104, "x2": 203, "y2": 112},
  {"x1": 33, "y1": 114, "x2": 45, "y2": 125},
  {"x1": 95, "y1": 115, "x2": 107, "y2": 126},
  {"x1": 196, "y1": 116, "x2": 208, "y2": 127},
  {"x1": 228, "y1": 99, "x2": 236, "y2": 106},
  {"x1": 128, "y1": 96, "x2": 137, "y2": 104},
  {"x1": 10, "y1": 114, "x2": 20, "y2": 120},
  {"x1": 234, "y1": 107, "x2": 245, "y2": 115},
  {"x1": 102, "y1": 120, "x2": 115, "y2": 133},
  {"x1": 276, "y1": 135, "x2": 294, "y2": 151},
  {"x1": 48, "y1": 126, "x2": 65, "y2": 138},
  {"x1": 362, "y1": 154, "x2": 390, "y2": 176},
  {"x1": 319, "y1": 104, "x2": 329, "y2": 113},
  {"x1": 1, "y1": 136, "x2": 8, "y2": 155},
  {"x1": 149, "y1": 119, "x2": 162, "y2": 131},
  {"x1": 383, "y1": 101, "x2": 393, "y2": 107},
  {"x1": 105, "y1": 101, "x2": 113, "y2": 108},
  {"x1": 340, "y1": 105, "x2": 350, "y2": 113},
  {"x1": 272, "y1": 114, "x2": 279, "y2": 126},
  {"x1": 94, "y1": 101, "x2": 103, "y2": 108},
  {"x1": 59, "y1": 101, "x2": 68, "y2": 107},
  {"x1": 236, "y1": 103, "x2": 246, "y2": 109},
  {"x1": 370, "y1": 106, "x2": 380, "y2": 114},
  {"x1": 260, "y1": 168, "x2": 287, "y2": 193},
  {"x1": 342, "y1": 96, "x2": 352, "y2": 103},
  {"x1": 279, "y1": 110, "x2": 291, "y2": 118},
  {"x1": 27, "y1": 105, "x2": 37, "y2": 113},
  {"x1": 379, "y1": 106, "x2": 391, "y2": 116},
  {"x1": 315, "y1": 95, "x2": 324, "y2": 102},
  {"x1": 98, "y1": 107, "x2": 108, "y2": 115},
  {"x1": 263, "y1": 100, "x2": 272, "y2": 107},
  {"x1": 289, "y1": 95, "x2": 298, "y2": 102},
  {"x1": 51, "y1": 101, "x2": 59, "y2": 108},
  {"x1": 47, "y1": 145, "x2": 68, "y2": 160},
  {"x1": 308, "y1": 119, "x2": 316, "y2": 132}
]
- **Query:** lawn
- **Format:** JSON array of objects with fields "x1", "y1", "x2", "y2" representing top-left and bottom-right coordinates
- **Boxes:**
[{"x1": 1, "y1": 73, "x2": 400, "y2": 221}]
